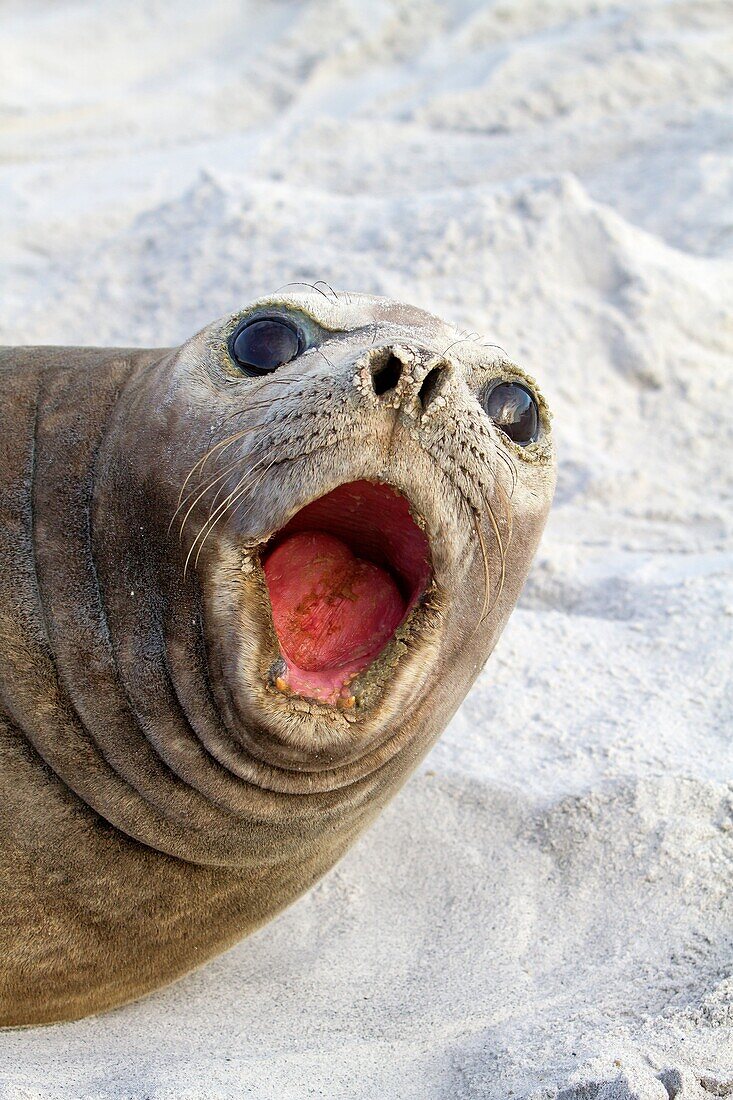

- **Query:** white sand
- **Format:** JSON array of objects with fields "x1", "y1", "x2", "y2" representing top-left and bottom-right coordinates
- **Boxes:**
[{"x1": 1, "y1": 2, "x2": 732, "y2": 1096}]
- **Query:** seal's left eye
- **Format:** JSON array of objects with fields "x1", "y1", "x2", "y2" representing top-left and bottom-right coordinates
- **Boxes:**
[
  {"x1": 229, "y1": 317, "x2": 302, "y2": 376},
  {"x1": 483, "y1": 381, "x2": 539, "y2": 445}
]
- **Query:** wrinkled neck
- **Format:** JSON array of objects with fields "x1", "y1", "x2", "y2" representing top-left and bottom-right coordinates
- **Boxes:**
[{"x1": 0, "y1": 348, "x2": 385, "y2": 866}]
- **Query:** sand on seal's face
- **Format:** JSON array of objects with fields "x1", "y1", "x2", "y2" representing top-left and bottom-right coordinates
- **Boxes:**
[{"x1": 0, "y1": 0, "x2": 731, "y2": 1097}]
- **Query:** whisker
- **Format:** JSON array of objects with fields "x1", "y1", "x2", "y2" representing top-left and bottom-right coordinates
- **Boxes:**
[
  {"x1": 479, "y1": 474, "x2": 512, "y2": 622},
  {"x1": 317, "y1": 348, "x2": 336, "y2": 372},
  {"x1": 184, "y1": 448, "x2": 280, "y2": 574},
  {"x1": 171, "y1": 427, "x2": 260, "y2": 526},
  {"x1": 189, "y1": 454, "x2": 281, "y2": 572},
  {"x1": 438, "y1": 333, "x2": 509, "y2": 362},
  {"x1": 187, "y1": 427, "x2": 255, "y2": 484},
  {"x1": 496, "y1": 477, "x2": 514, "y2": 550},
  {"x1": 185, "y1": 438, "x2": 342, "y2": 576},
  {"x1": 217, "y1": 377, "x2": 305, "y2": 422},
  {"x1": 175, "y1": 462, "x2": 240, "y2": 541},
  {"x1": 312, "y1": 280, "x2": 339, "y2": 302},
  {"x1": 494, "y1": 443, "x2": 518, "y2": 498},
  {"x1": 212, "y1": 458, "x2": 278, "y2": 533},
  {"x1": 274, "y1": 280, "x2": 332, "y2": 301},
  {"x1": 228, "y1": 440, "x2": 338, "y2": 533},
  {"x1": 439, "y1": 339, "x2": 464, "y2": 357},
  {"x1": 204, "y1": 444, "x2": 276, "y2": 518},
  {"x1": 176, "y1": 445, "x2": 267, "y2": 543},
  {"x1": 183, "y1": 477, "x2": 246, "y2": 577},
  {"x1": 174, "y1": 378, "x2": 290, "y2": 508},
  {"x1": 174, "y1": 437, "x2": 233, "y2": 513},
  {"x1": 472, "y1": 508, "x2": 492, "y2": 623}
]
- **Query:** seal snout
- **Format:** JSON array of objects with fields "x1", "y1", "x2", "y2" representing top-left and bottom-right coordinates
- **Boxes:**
[
  {"x1": 366, "y1": 345, "x2": 451, "y2": 413},
  {"x1": 260, "y1": 480, "x2": 432, "y2": 707}
]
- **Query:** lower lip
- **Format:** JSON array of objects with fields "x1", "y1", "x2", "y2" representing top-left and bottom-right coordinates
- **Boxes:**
[{"x1": 261, "y1": 480, "x2": 432, "y2": 705}]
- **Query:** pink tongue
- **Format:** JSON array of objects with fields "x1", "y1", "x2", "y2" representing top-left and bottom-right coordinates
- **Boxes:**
[{"x1": 263, "y1": 532, "x2": 406, "y2": 671}]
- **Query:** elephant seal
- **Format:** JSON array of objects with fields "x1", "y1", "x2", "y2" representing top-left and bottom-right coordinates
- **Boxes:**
[{"x1": 0, "y1": 290, "x2": 555, "y2": 1025}]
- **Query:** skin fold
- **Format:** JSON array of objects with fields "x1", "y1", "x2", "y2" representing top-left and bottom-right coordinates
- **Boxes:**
[{"x1": 0, "y1": 292, "x2": 555, "y2": 1026}]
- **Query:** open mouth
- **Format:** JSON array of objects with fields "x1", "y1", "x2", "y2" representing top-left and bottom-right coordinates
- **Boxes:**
[{"x1": 262, "y1": 480, "x2": 432, "y2": 706}]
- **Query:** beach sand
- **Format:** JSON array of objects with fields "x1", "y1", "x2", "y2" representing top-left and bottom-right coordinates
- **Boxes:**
[{"x1": 0, "y1": 2, "x2": 731, "y2": 1096}]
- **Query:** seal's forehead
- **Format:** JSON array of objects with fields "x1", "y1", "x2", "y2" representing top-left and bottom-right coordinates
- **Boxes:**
[{"x1": 238, "y1": 291, "x2": 452, "y2": 338}]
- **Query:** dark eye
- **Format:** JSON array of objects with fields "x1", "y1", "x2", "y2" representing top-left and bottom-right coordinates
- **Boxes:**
[
  {"x1": 483, "y1": 381, "x2": 539, "y2": 445},
  {"x1": 229, "y1": 317, "x2": 302, "y2": 376}
]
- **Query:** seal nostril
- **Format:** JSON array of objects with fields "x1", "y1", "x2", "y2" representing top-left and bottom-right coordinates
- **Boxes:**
[
  {"x1": 418, "y1": 365, "x2": 444, "y2": 409},
  {"x1": 371, "y1": 354, "x2": 403, "y2": 396}
]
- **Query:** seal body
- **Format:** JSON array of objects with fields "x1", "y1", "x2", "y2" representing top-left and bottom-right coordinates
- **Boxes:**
[{"x1": 0, "y1": 292, "x2": 555, "y2": 1025}]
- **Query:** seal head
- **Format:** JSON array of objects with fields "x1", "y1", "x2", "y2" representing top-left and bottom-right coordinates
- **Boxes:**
[
  {"x1": 165, "y1": 292, "x2": 554, "y2": 780},
  {"x1": 0, "y1": 291, "x2": 554, "y2": 1024}
]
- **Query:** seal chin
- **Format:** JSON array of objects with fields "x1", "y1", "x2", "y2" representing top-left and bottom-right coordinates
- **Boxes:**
[{"x1": 260, "y1": 480, "x2": 433, "y2": 707}]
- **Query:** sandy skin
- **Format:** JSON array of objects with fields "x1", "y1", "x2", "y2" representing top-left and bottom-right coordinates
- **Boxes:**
[{"x1": 0, "y1": 291, "x2": 554, "y2": 1026}]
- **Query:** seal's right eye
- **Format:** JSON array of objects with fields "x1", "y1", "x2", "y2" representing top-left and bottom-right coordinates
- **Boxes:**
[{"x1": 229, "y1": 317, "x2": 302, "y2": 376}]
